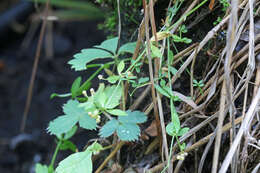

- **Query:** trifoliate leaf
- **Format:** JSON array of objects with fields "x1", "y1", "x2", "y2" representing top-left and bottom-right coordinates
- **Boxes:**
[
  {"x1": 35, "y1": 163, "x2": 48, "y2": 173},
  {"x1": 94, "y1": 37, "x2": 118, "y2": 54},
  {"x1": 118, "y1": 110, "x2": 147, "y2": 124},
  {"x1": 99, "y1": 119, "x2": 119, "y2": 138},
  {"x1": 48, "y1": 115, "x2": 78, "y2": 135},
  {"x1": 104, "y1": 85, "x2": 122, "y2": 109},
  {"x1": 63, "y1": 100, "x2": 96, "y2": 127},
  {"x1": 118, "y1": 42, "x2": 136, "y2": 54},
  {"x1": 56, "y1": 150, "x2": 92, "y2": 173},
  {"x1": 117, "y1": 61, "x2": 125, "y2": 74},
  {"x1": 106, "y1": 109, "x2": 127, "y2": 116},
  {"x1": 117, "y1": 123, "x2": 140, "y2": 141},
  {"x1": 48, "y1": 100, "x2": 96, "y2": 135},
  {"x1": 68, "y1": 48, "x2": 112, "y2": 71}
]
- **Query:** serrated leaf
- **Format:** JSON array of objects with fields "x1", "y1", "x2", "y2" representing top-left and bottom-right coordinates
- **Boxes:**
[
  {"x1": 59, "y1": 140, "x2": 77, "y2": 152},
  {"x1": 118, "y1": 42, "x2": 136, "y2": 54},
  {"x1": 68, "y1": 48, "x2": 112, "y2": 71},
  {"x1": 107, "y1": 75, "x2": 120, "y2": 84},
  {"x1": 48, "y1": 100, "x2": 96, "y2": 135},
  {"x1": 56, "y1": 150, "x2": 92, "y2": 173},
  {"x1": 117, "y1": 61, "x2": 125, "y2": 74},
  {"x1": 118, "y1": 110, "x2": 147, "y2": 124},
  {"x1": 151, "y1": 44, "x2": 162, "y2": 58},
  {"x1": 117, "y1": 123, "x2": 140, "y2": 141},
  {"x1": 48, "y1": 115, "x2": 78, "y2": 135},
  {"x1": 94, "y1": 37, "x2": 118, "y2": 54},
  {"x1": 178, "y1": 127, "x2": 189, "y2": 136},
  {"x1": 71, "y1": 76, "x2": 82, "y2": 98},
  {"x1": 99, "y1": 119, "x2": 119, "y2": 138},
  {"x1": 107, "y1": 109, "x2": 127, "y2": 116},
  {"x1": 35, "y1": 163, "x2": 48, "y2": 173},
  {"x1": 104, "y1": 85, "x2": 122, "y2": 109},
  {"x1": 79, "y1": 113, "x2": 97, "y2": 130}
]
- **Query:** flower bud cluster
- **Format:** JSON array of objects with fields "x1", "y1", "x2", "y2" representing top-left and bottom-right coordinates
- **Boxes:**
[{"x1": 88, "y1": 110, "x2": 101, "y2": 123}]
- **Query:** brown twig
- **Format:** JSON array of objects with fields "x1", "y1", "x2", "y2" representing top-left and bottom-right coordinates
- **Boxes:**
[
  {"x1": 20, "y1": 0, "x2": 50, "y2": 132},
  {"x1": 95, "y1": 141, "x2": 125, "y2": 173}
]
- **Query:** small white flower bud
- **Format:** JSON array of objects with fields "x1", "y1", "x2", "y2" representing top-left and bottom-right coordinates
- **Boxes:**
[
  {"x1": 90, "y1": 88, "x2": 95, "y2": 95},
  {"x1": 82, "y1": 90, "x2": 88, "y2": 97},
  {"x1": 98, "y1": 75, "x2": 103, "y2": 80}
]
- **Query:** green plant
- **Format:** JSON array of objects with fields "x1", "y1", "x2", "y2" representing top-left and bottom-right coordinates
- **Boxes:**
[
  {"x1": 35, "y1": 36, "x2": 150, "y2": 173},
  {"x1": 193, "y1": 79, "x2": 204, "y2": 95}
]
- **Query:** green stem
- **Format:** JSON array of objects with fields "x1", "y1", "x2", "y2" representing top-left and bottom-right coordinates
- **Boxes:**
[
  {"x1": 168, "y1": 0, "x2": 209, "y2": 31},
  {"x1": 49, "y1": 138, "x2": 63, "y2": 170},
  {"x1": 161, "y1": 136, "x2": 175, "y2": 173},
  {"x1": 78, "y1": 63, "x2": 111, "y2": 95}
]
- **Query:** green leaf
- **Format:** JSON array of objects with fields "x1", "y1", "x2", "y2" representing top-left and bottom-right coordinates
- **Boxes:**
[
  {"x1": 57, "y1": 125, "x2": 78, "y2": 140},
  {"x1": 50, "y1": 93, "x2": 71, "y2": 99},
  {"x1": 170, "y1": 101, "x2": 180, "y2": 132},
  {"x1": 138, "y1": 77, "x2": 149, "y2": 84},
  {"x1": 118, "y1": 110, "x2": 147, "y2": 124},
  {"x1": 48, "y1": 100, "x2": 96, "y2": 136},
  {"x1": 106, "y1": 109, "x2": 127, "y2": 116},
  {"x1": 59, "y1": 140, "x2": 77, "y2": 152},
  {"x1": 168, "y1": 50, "x2": 174, "y2": 64},
  {"x1": 151, "y1": 44, "x2": 162, "y2": 58},
  {"x1": 86, "y1": 142, "x2": 103, "y2": 154},
  {"x1": 35, "y1": 163, "x2": 48, "y2": 173},
  {"x1": 172, "y1": 35, "x2": 183, "y2": 42},
  {"x1": 71, "y1": 76, "x2": 82, "y2": 98},
  {"x1": 107, "y1": 75, "x2": 120, "y2": 84},
  {"x1": 118, "y1": 42, "x2": 136, "y2": 54},
  {"x1": 117, "y1": 123, "x2": 140, "y2": 141},
  {"x1": 79, "y1": 113, "x2": 97, "y2": 130},
  {"x1": 169, "y1": 66, "x2": 178, "y2": 76},
  {"x1": 68, "y1": 48, "x2": 112, "y2": 71},
  {"x1": 178, "y1": 127, "x2": 189, "y2": 137},
  {"x1": 104, "y1": 85, "x2": 122, "y2": 109},
  {"x1": 64, "y1": 125, "x2": 78, "y2": 140},
  {"x1": 182, "y1": 37, "x2": 192, "y2": 44},
  {"x1": 154, "y1": 84, "x2": 171, "y2": 98},
  {"x1": 99, "y1": 119, "x2": 119, "y2": 138},
  {"x1": 117, "y1": 61, "x2": 125, "y2": 74},
  {"x1": 56, "y1": 150, "x2": 92, "y2": 173},
  {"x1": 166, "y1": 122, "x2": 180, "y2": 136},
  {"x1": 94, "y1": 37, "x2": 119, "y2": 54},
  {"x1": 48, "y1": 115, "x2": 78, "y2": 136}
]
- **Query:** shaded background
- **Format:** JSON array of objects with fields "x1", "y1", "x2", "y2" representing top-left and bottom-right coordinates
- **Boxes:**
[{"x1": 0, "y1": 0, "x2": 106, "y2": 172}]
